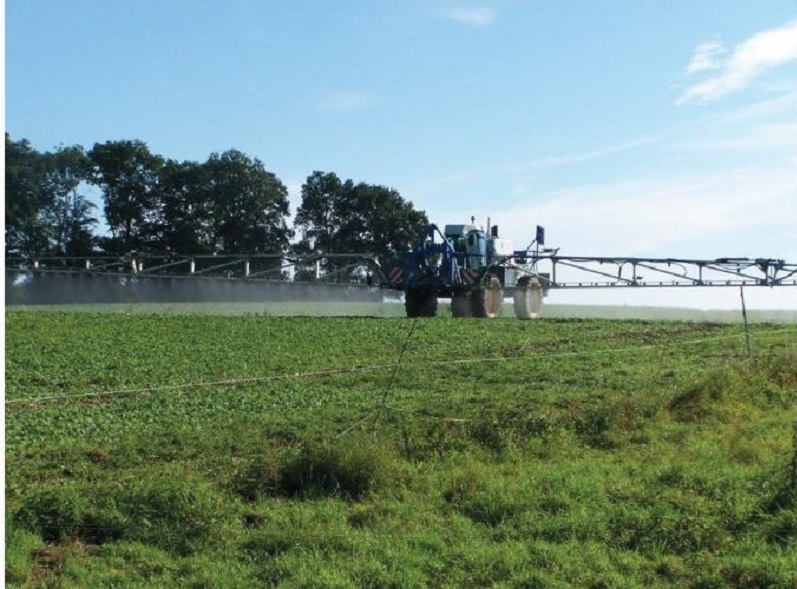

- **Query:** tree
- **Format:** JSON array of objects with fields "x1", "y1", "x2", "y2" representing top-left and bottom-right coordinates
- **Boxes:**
[
  {"x1": 204, "y1": 149, "x2": 292, "y2": 255},
  {"x1": 293, "y1": 171, "x2": 356, "y2": 280},
  {"x1": 295, "y1": 171, "x2": 349, "y2": 252},
  {"x1": 61, "y1": 195, "x2": 98, "y2": 256},
  {"x1": 5, "y1": 135, "x2": 98, "y2": 257},
  {"x1": 39, "y1": 145, "x2": 97, "y2": 256},
  {"x1": 5, "y1": 134, "x2": 49, "y2": 256},
  {"x1": 294, "y1": 171, "x2": 428, "y2": 279},
  {"x1": 348, "y1": 182, "x2": 428, "y2": 255},
  {"x1": 158, "y1": 159, "x2": 214, "y2": 254},
  {"x1": 88, "y1": 140, "x2": 164, "y2": 253}
]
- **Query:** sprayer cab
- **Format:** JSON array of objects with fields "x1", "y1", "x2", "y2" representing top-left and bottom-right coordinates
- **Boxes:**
[{"x1": 443, "y1": 224, "x2": 515, "y2": 271}]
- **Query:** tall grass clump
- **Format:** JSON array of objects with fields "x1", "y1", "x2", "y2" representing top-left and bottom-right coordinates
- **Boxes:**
[
  {"x1": 117, "y1": 476, "x2": 237, "y2": 555},
  {"x1": 443, "y1": 459, "x2": 529, "y2": 526},
  {"x1": 13, "y1": 486, "x2": 127, "y2": 545},
  {"x1": 669, "y1": 351, "x2": 797, "y2": 423},
  {"x1": 756, "y1": 348, "x2": 797, "y2": 390},
  {"x1": 756, "y1": 450, "x2": 797, "y2": 547},
  {"x1": 235, "y1": 436, "x2": 394, "y2": 501},
  {"x1": 5, "y1": 525, "x2": 44, "y2": 585},
  {"x1": 13, "y1": 476, "x2": 237, "y2": 556},
  {"x1": 668, "y1": 367, "x2": 737, "y2": 422}
]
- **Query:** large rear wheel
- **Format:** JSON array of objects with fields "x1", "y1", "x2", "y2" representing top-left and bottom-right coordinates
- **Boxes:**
[
  {"x1": 405, "y1": 289, "x2": 438, "y2": 318},
  {"x1": 513, "y1": 276, "x2": 543, "y2": 319}
]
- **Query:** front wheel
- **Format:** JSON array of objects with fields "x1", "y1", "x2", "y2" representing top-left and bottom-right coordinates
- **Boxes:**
[
  {"x1": 471, "y1": 277, "x2": 503, "y2": 318},
  {"x1": 513, "y1": 276, "x2": 543, "y2": 319}
]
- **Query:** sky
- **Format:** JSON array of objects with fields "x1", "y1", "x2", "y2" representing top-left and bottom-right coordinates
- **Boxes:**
[{"x1": 4, "y1": 0, "x2": 797, "y2": 309}]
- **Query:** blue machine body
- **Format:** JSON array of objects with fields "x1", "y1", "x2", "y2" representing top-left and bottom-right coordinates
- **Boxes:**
[{"x1": 381, "y1": 223, "x2": 514, "y2": 296}]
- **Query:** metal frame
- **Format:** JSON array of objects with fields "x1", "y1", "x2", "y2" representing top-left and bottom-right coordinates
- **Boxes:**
[
  {"x1": 6, "y1": 252, "x2": 797, "y2": 289},
  {"x1": 512, "y1": 254, "x2": 797, "y2": 289}
]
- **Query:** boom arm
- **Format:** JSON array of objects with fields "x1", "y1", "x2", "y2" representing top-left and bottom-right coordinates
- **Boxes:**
[{"x1": 512, "y1": 253, "x2": 797, "y2": 289}]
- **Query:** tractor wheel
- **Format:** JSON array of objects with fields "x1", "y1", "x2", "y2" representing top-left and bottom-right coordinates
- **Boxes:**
[
  {"x1": 405, "y1": 289, "x2": 438, "y2": 318},
  {"x1": 451, "y1": 293, "x2": 472, "y2": 318},
  {"x1": 471, "y1": 277, "x2": 503, "y2": 318},
  {"x1": 513, "y1": 276, "x2": 543, "y2": 319}
]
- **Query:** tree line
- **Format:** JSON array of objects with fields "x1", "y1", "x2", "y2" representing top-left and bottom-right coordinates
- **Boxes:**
[{"x1": 5, "y1": 134, "x2": 429, "y2": 271}]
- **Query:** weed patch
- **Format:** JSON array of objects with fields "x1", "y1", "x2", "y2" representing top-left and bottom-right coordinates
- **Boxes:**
[
  {"x1": 13, "y1": 487, "x2": 127, "y2": 545},
  {"x1": 5, "y1": 524, "x2": 44, "y2": 585},
  {"x1": 231, "y1": 453, "x2": 282, "y2": 502},
  {"x1": 234, "y1": 437, "x2": 393, "y2": 501},
  {"x1": 443, "y1": 460, "x2": 528, "y2": 526},
  {"x1": 397, "y1": 418, "x2": 472, "y2": 461},
  {"x1": 118, "y1": 476, "x2": 236, "y2": 555},
  {"x1": 278, "y1": 439, "x2": 392, "y2": 500},
  {"x1": 13, "y1": 476, "x2": 236, "y2": 556},
  {"x1": 756, "y1": 348, "x2": 797, "y2": 390},
  {"x1": 669, "y1": 368, "x2": 735, "y2": 422}
]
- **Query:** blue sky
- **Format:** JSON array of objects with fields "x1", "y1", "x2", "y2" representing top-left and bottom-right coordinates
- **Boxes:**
[{"x1": 4, "y1": 0, "x2": 797, "y2": 308}]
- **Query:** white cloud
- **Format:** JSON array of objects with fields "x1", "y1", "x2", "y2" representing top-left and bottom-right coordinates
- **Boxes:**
[
  {"x1": 318, "y1": 91, "x2": 376, "y2": 112},
  {"x1": 685, "y1": 39, "x2": 727, "y2": 74},
  {"x1": 403, "y1": 134, "x2": 664, "y2": 197},
  {"x1": 666, "y1": 122, "x2": 797, "y2": 152},
  {"x1": 523, "y1": 135, "x2": 664, "y2": 168},
  {"x1": 666, "y1": 88, "x2": 797, "y2": 153},
  {"x1": 435, "y1": 165, "x2": 796, "y2": 258},
  {"x1": 444, "y1": 7, "x2": 497, "y2": 27},
  {"x1": 677, "y1": 19, "x2": 797, "y2": 105},
  {"x1": 703, "y1": 89, "x2": 797, "y2": 126}
]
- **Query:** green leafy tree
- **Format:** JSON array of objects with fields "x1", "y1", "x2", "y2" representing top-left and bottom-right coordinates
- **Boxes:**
[
  {"x1": 61, "y1": 195, "x2": 98, "y2": 256},
  {"x1": 294, "y1": 171, "x2": 428, "y2": 280},
  {"x1": 39, "y1": 145, "x2": 97, "y2": 256},
  {"x1": 4, "y1": 134, "x2": 49, "y2": 256},
  {"x1": 204, "y1": 149, "x2": 292, "y2": 254},
  {"x1": 349, "y1": 182, "x2": 428, "y2": 255},
  {"x1": 294, "y1": 171, "x2": 356, "y2": 280},
  {"x1": 294, "y1": 171, "x2": 351, "y2": 253},
  {"x1": 5, "y1": 136, "x2": 98, "y2": 257},
  {"x1": 88, "y1": 140, "x2": 164, "y2": 253},
  {"x1": 158, "y1": 160, "x2": 214, "y2": 254}
]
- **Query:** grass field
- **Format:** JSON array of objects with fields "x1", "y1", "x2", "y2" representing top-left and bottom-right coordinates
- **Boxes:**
[{"x1": 5, "y1": 310, "x2": 797, "y2": 587}]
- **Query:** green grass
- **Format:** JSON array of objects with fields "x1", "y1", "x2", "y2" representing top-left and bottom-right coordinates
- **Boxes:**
[{"x1": 6, "y1": 310, "x2": 797, "y2": 587}]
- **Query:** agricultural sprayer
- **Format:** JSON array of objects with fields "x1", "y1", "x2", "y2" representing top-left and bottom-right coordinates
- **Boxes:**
[
  {"x1": 375, "y1": 219, "x2": 797, "y2": 319},
  {"x1": 376, "y1": 220, "x2": 550, "y2": 318},
  {"x1": 7, "y1": 219, "x2": 796, "y2": 315}
]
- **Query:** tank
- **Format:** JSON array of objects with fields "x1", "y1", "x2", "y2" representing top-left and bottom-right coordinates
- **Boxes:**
[{"x1": 465, "y1": 229, "x2": 487, "y2": 270}]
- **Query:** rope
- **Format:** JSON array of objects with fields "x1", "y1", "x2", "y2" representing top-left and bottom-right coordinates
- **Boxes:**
[{"x1": 336, "y1": 318, "x2": 420, "y2": 439}]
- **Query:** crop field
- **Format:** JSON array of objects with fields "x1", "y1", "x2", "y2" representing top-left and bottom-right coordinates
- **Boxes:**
[{"x1": 5, "y1": 310, "x2": 797, "y2": 588}]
